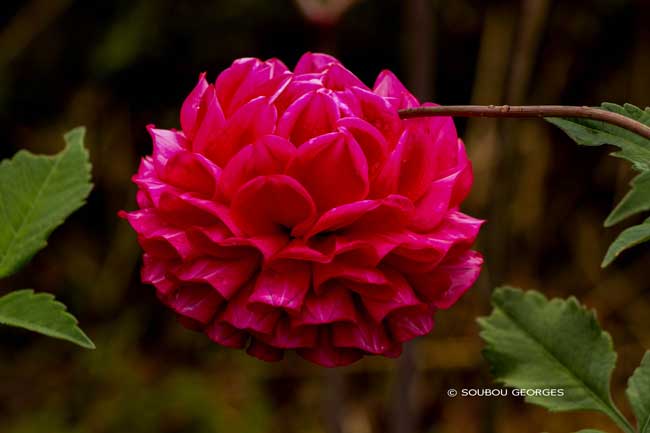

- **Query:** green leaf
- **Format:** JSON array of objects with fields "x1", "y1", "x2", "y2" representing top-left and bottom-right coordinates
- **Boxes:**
[
  {"x1": 0, "y1": 289, "x2": 94, "y2": 349},
  {"x1": 546, "y1": 103, "x2": 650, "y2": 171},
  {"x1": 573, "y1": 430, "x2": 607, "y2": 433},
  {"x1": 627, "y1": 352, "x2": 650, "y2": 433},
  {"x1": 605, "y1": 171, "x2": 650, "y2": 227},
  {"x1": 478, "y1": 287, "x2": 633, "y2": 433},
  {"x1": 546, "y1": 103, "x2": 650, "y2": 266},
  {"x1": 0, "y1": 127, "x2": 92, "y2": 278},
  {"x1": 601, "y1": 218, "x2": 650, "y2": 267}
]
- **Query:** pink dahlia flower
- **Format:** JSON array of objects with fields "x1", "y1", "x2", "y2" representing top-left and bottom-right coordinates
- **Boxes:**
[{"x1": 121, "y1": 53, "x2": 483, "y2": 367}]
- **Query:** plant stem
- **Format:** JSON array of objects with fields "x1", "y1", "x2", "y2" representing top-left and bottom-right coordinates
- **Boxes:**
[
  {"x1": 606, "y1": 405, "x2": 637, "y2": 433},
  {"x1": 398, "y1": 105, "x2": 650, "y2": 141}
]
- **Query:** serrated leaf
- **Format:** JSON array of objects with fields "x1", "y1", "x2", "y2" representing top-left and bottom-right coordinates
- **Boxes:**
[
  {"x1": 627, "y1": 352, "x2": 650, "y2": 433},
  {"x1": 605, "y1": 171, "x2": 650, "y2": 227},
  {"x1": 0, "y1": 289, "x2": 94, "y2": 348},
  {"x1": 546, "y1": 103, "x2": 650, "y2": 266},
  {"x1": 478, "y1": 287, "x2": 633, "y2": 432},
  {"x1": 601, "y1": 218, "x2": 650, "y2": 267},
  {"x1": 546, "y1": 103, "x2": 650, "y2": 171},
  {"x1": 0, "y1": 127, "x2": 92, "y2": 278}
]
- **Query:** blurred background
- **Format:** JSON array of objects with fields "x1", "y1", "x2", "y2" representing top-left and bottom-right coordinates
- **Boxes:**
[{"x1": 1, "y1": 0, "x2": 649, "y2": 432}]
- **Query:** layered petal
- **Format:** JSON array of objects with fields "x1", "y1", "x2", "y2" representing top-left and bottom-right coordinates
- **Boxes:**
[
  {"x1": 387, "y1": 304, "x2": 435, "y2": 343},
  {"x1": 205, "y1": 321, "x2": 248, "y2": 348},
  {"x1": 215, "y1": 57, "x2": 290, "y2": 116},
  {"x1": 147, "y1": 127, "x2": 187, "y2": 174},
  {"x1": 231, "y1": 175, "x2": 316, "y2": 236},
  {"x1": 373, "y1": 69, "x2": 419, "y2": 110},
  {"x1": 286, "y1": 131, "x2": 369, "y2": 211},
  {"x1": 294, "y1": 52, "x2": 340, "y2": 74},
  {"x1": 200, "y1": 96, "x2": 277, "y2": 166},
  {"x1": 173, "y1": 254, "x2": 258, "y2": 299},
  {"x1": 277, "y1": 90, "x2": 340, "y2": 145},
  {"x1": 247, "y1": 339, "x2": 284, "y2": 362},
  {"x1": 361, "y1": 268, "x2": 423, "y2": 322},
  {"x1": 249, "y1": 260, "x2": 311, "y2": 311},
  {"x1": 256, "y1": 318, "x2": 317, "y2": 349},
  {"x1": 181, "y1": 72, "x2": 210, "y2": 138},
  {"x1": 297, "y1": 328, "x2": 364, "y2": 367},
  {"x1": 220, "y1": 285, "x2": 281, "y2": 334},
  {"x1": 161, "y1": 151, "x2": 221, "y2": 198},
  {"x1": 220, "y1": 135, "x2": 295, "y2": 200},
  {"x1": 350, "y1": 86, "x2": 402, "y2": 146},
  {"x1": 161, "y1": 283, "x2": 223, "y2": 325},
  {"x1": 337, "y1": 117, "x2": 388, "y2": 180},
  {"x1": 332, "y1": 315, "x2": 400, "y2": 356},
  {"x1": 291, "y1": 283, "x2": 357, "y2": 327},
  {"x1": 407, "y1": 250, "x2": 483, "y2": 309}
]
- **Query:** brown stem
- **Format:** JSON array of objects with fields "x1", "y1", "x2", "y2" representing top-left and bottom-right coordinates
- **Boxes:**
[{"x1": 398, "y1": 105, "x2": 650, "y2": 141}]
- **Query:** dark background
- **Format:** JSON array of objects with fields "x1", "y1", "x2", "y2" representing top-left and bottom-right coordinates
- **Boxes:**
[{"x1": 1, "y1": 0, "x2": 649, "y2": 432}]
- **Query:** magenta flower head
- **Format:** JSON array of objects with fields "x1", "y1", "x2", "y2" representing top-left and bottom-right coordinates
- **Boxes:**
[{"x1": 121, "y1": 53, "x2": 483, "y2": 367}]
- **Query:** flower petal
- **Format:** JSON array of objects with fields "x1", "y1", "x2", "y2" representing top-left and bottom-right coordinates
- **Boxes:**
[
  {"x1": 200, "y1": 96, "x2": 278, "y2": 167},
  {"x1": 409, "y1": 173, "x2": 458, "y2": 232},
  {"x1": 350, "y1": 86, "x2": 402, "y2": 146},
  {"x1": 313, "y1": 260, "x2": 389, "y2": 294},
  {"x1": 287, "y1": 131, "x2": 369, "y2": 211},
  {"x1": 322, "y1": 63, "x2": 368, "y2": 91},
  {"x1": 449, "y1": 139, "x2": 474, "y2": 209},
  {"x1": 297, "y1": 328, "x2": 364, "y2": 367},
  {"x1": 249, "y1": 260, "x2": 311, "y2": 311},
  {"x1": 215, "y1": 58, "x2": 289, "y2": 115},
  {"x1": 361, "y1": 269, "x2": 423, "y2": 322},
  {"x1": 273, "y1": 78, "x2": 322, "y2": 114},
  {"x1": 306, "y1": 200, "x2": 379, "y2": 237},
  {"x1": 141, "y1": 254, "x2": 176, "y2": 295},
  {"x1": 161, "y1": 283, "x2": 223, "y2": 325},
  {"x1": 277, "y1": 90, "x2": 340, "y2": 145},
  {"x1": 191, "y1": 86, "x2": 226, "y2": 153},
  {"x1": 294, "y1": 52, "x2": 340, "y2": 74},
  {"x1": 218, "y1": 234, "x2": 288, "y2": 262},
  {"x1": 147, "y1": 188, "x2": 239, "y2": 232},
  {"x1": 339, "y1": 194, "x2": 413, "y2": 234},
  {"x1": 173, "y1": 255, "x2": 259, "y2": 299},
  {"x1": 332, "y1": 315, "x2": 399, "y2": 355},
  {"x1": 387, "y1": 304, "x2": 434, "y2": 343},
  {"x1": 161, "y1": 151, "x2": 221, "y2": 197},
  {"x1": 247, "y1": 339, "x2": 284, "y2": 362},
  {"x1": 374, "y1": 114, "x2": 458, "y2": 201},
  {"x1": 337, "y1": 117, "x2": 388, "y2": 180},
  {"x1": 372, "y1": 70, "x2": 419, "y2": 110},
  {"x1": 123, "y1": 209, "x2": 193, "y2": 259},
  {"x1": 205, "y1": 321, "x2": 248, "y2": 348},
  {"x1": 291, "y1": 282, "x2": 357, "y2": 326},
  {"x1": 220, "y1": 285, "x2": 281, "y2": 334},
  {"x1": 220, "y1": 135, "x2": 295, "y2": 201},
  {"x1": 305, "y1": 194, "x2": 412, "y2": 239},
  {"x1": 256, "y1": 317, "x2": 317, "y2": 348},
  {"x1": 407, "y1": 250, "x2": 483, "y2": 309},
  {"x1": 181, "y1": 72, "x2": 210, "y2": 138},
  {"x1": 272, "y1": 238, "x2": 331, "y2": 263},
  {"x1": 231, "y1": 174, "x2": 316, "y2": 236},
  {"x1": 147, "y1": 127, "x2": 187, "y2": 173},
  {"x1": 381, "y1": 211, "x2": 483, "y2": 274}
]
